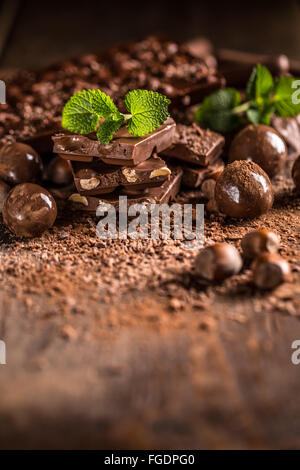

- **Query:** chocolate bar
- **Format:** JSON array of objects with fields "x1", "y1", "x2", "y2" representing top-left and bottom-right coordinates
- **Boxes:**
[
  {"x1": 68, "y1": 167, "x2": 183, "y2": 212},
  {"x1": 69, "y1": 155, "x2": 171, "y2": 196},
  {"x1": 53, "y1": 118, "x2": 176, "y2": 166},
  {"x1": 182, "y1": 158, "x2": 224, "y2": 189},
  {"x1": 159, "y1": 123, "x2": 224, "y2": 167}
]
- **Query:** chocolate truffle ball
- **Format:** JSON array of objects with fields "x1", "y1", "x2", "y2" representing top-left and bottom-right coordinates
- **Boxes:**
[
  {"x1": 3, "y1": 183, "x2": 57, "y2": 238},
  {"x1": 0, "y1": 180, "x2": 10, "y2": 213},
  {"x1": 229, "y1": 124, "x2": 287, "y2": 177},
  {"x1": 195, "y1": 243, "x2": 242, "y2": 282},
  {"x1": 215, "y1": 161, "x2": 274, "y2": 218},
  {"x1": 241, "y1": 229, "x2": 280, "y2": 260},
  {"x1": 0, "y1": 142, "x2": 43, "y2": 185},
  {"x1": 46, "y1": 156, "x2": 73, "y2": 186},
  {"x1": 252, "y1": 253, "x2": 291, "y2": 290},
  {"x1": 292, "y1": 155, "x2": 300, "y2": 191}
]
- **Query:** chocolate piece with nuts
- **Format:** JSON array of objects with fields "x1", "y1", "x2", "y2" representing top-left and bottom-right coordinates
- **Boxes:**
[
  {"x1": 68, "y1": 166, "x2": 182, "y2": 212},
  {"x1": 69, "y1": 155, "x2": 171, "y2": 196}
]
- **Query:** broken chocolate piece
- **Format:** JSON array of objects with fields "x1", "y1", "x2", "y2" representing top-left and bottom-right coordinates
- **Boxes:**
[
  {"x1": 181, "y1": 158, "x2": 224, "y2": 189},
  {"x1": 68, "y1": 167, "x2": 183, "y2": 212},
  {"x1": 160, "y1": 123, "x2": 224, "y2": 167},
  {"x1": 53, "y1": 118, "x2": 176, "y2": 166},
  {"x1": 69, "y1": 155, "x2": 171, "y2": 196}
]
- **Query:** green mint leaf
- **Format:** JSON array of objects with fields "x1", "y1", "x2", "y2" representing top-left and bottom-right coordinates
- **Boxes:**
[
  {"x1": 96, "y1": 117, "x2": 124, "y2": 144},
  {"x1": 62, "y1": 90, "x2": 99, "y2": 134},
  {"x1": 124, "y1": 90, "x2": 170, "y2": 136},
  {"x1": 246, "y1": 64, "x2": 274, "y2": 103},
  {"x1": 246, "y1": 108, "x2": 261, "y2": 124},
  {"x1": 273, "y1": 76, "x2": 300, "y2": 117},
  {"x1": 91, "y1": 89, "x2": 119, "y2": 119},
  {"x1": 195, "y1": 88, "x2": 241, "y2": 133}
]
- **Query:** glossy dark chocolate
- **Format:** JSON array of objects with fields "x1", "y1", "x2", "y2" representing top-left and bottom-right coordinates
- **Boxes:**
[
  {"x1": 229, "y1": 124, "x2": 287, "y2": 178},
  {"x1": 0, "y1": 180, "x2": 10, "y2": 213},
  {"x1": 0, "y1": 142, "x2": 43, "y2": 185},
  {"x1": 46, "y1": 156, "x2": 73, "y2": 186},
  {"x1": 53, "y1": 118, "x2": 176, "y2": 166},
  {"x1": 215, "y1": 160, "x2": 274, "y2": 219},
  {"x1": 70, "y1": 155, "x2": 171, "y2": 195},
  {"x1": 3, "y1": 183, "x2": 57, "y2": 237},
  {"x1": 160, "y1": 123, "x2": 224, "y2": 167},
  {"x1": 68, "y1": 167, "x2": 183, "y2": 212}
]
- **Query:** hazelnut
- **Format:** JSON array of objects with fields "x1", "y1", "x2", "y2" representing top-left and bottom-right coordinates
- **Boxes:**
[
  {"x1": 252, "y1": 253, "x2": 291, "y2": 290},
  {"x1": 195, "y1": 243, "x2": 242, "y2": 282},
  {"x1": 200, "y1": 169, "x2": 223, "y2": 200},
  {"x1": 241, "y1": 229, "x2": 280, "y2": 260},
  {"x1": 80, "y1": 177, "x2": 100, "y2": 190},
  {"x1": 150, "y1": 167, "x2": 171, "y2": 178},
  {"x1": 68, "y1": 193, "x2": 88, "y2": 206},
  {"x1": 122, "y1": 168, "x2": 137, "y2": 183}
]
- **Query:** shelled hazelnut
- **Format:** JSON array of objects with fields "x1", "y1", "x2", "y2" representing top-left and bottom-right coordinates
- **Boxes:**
[{"x1": 195, "y1": 243, "x2": 242, "y2": 282}]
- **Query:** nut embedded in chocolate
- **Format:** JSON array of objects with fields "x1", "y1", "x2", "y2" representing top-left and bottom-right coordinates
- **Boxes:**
[
  {"x1": 3, "y1": 183, "x2": 57, "y2": 238},
  {"x1": 46, "y1": 156, "x2": 73, "y2": 186},
  {"x1": 0, "y1": 180, "x2": 10, "y2": 213},
  {"x1": 195, "y1": 243, "x2": 242, "y2": 282},
  {"x1": 252, "y1": 253, "x2": 291, "y2": 290},
  {"x1": 292, "y1": 155, "x2": 300, "y2": 191},
  {"x1": 215, "y1": 160, "x2": 274, "y2": 219},
  {"x1": 0, "y1": 142, "x2": 43, "y2": 185},
  {"x1": 241, "y1": 229, "x2": 281, "y2": 261},
  {"x1": 229, "y1": 124, "x2": 287, "y2": 178}
]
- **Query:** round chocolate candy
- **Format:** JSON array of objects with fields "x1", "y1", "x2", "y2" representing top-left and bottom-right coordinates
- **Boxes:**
[
  {"x1": 46, "y1": 156, "x2": 73, "y2": 186},
  {"x1": 0, "y1": 180, "x2": 10, "y2": 213},
  {"x1": 229, "y1": 124, "x2": 287, "y2": 178},
  {"x1": 3, "y1": 183, "x2": 57, "y2": 238},
  {"x1": 0, "y1": 142, "x2": 43, "y2": 185},
  {"x1": 215, "y1": 160, "x2": 274, "y2": 218},
  {"x1": 292, "y1": 155, "x2": 300, "y2": 191}
]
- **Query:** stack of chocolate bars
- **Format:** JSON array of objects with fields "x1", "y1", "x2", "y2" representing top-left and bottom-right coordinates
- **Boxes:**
[{"x1": 52, "y1": 118, "x2": 183, "y2": 211}]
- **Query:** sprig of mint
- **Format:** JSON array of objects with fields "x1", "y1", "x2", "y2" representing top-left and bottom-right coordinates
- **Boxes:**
[
  {"x1": 194, "y1": 64, "x2": 300, "y2": 133},
  {"x1": 62, "y1": 89, "x2": 170, "y2": 144}
]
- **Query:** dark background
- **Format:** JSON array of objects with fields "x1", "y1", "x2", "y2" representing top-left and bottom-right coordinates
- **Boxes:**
[{"x1": 1, "y1": 0, "x2": 300, "y2": 70}]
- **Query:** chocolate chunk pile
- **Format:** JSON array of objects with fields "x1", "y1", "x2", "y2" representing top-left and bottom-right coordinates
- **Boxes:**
[{"x1": 0, "y1": 36, "x2": 223, "y2": 149}]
